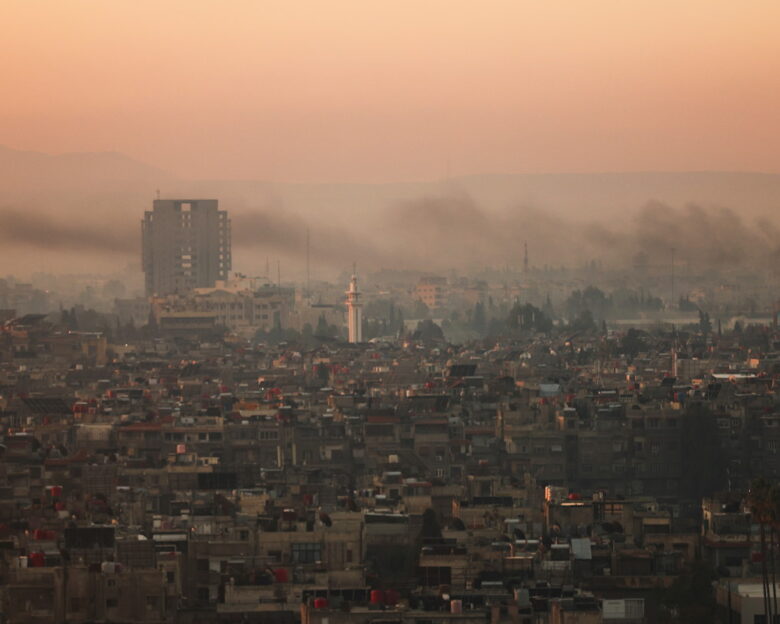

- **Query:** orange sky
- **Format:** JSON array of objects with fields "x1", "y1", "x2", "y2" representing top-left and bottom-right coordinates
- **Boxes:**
[{"x1": 2, "y1": 0, "x2": 780, "y2": 182}]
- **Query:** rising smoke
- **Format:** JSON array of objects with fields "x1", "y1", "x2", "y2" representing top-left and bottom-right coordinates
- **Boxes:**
[{"x1": 1, "y1": 194, "x2": 778, "y2": 278}]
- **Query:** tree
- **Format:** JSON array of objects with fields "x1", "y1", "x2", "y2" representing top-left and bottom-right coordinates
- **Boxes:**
[
  {"x1": 61, "y1": 307, "x2": 79, "y2": 330},
  {"x1": 570, "y1": 308, "x2": 596, "y2": 332},
  {"x1": 749, "y1": 478, "x2": 775, "y2": 622},
  {"x1": 413, "y1": 320, "x2": 445, "y2": 343},
  {"x1": 315, "y1": 363, "x2": 330, "y2": 385},
  {"x1": 565, "y1": 286, "x2": 610, "y2": 320},
  {"x1": 698, "y1": 310, "x2": 712, "y2": 336},
  {"x1": 620, "y1": 328, "x2": 647, "y2": 359},
  {"x1": 100, "y1": 320, "x2": 114, "y2": 343},
  {"x1": 543, "y1": 293, "x2": 554, "y2": 317},
  {"x1": 581, "y1": 285, "x2": 610, "y2": 319},
  {"x1": 771, "y1": 485, "x2": 780, "y2": 616},
  {"x1": 315, "y1": 314, "x2": 330, "y2": 337},
  {"x1": 657, "y1": 560, "x2": 718, "y2": 623},
  {"x1": 508, "y1": 303, "x2": 552, "y2": 333}
]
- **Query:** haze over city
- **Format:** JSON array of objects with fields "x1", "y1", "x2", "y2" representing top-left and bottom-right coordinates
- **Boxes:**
[
  {"x1": 3, "y1": 3, "x2": 780, "y2": 624},
  {"x1": 5, "y1": 0, "x2": 780, "y2": 181},
  {"x1": 2, "y1": 1, "x2": 780, "y2": 281}
]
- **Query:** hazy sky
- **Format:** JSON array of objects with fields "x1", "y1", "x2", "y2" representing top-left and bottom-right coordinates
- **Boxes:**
[{"x1": 3, "y1": 1, "x2": 780, "y2": 182}]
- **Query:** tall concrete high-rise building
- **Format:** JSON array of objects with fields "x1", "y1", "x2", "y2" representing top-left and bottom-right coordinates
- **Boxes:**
[{"x1": 142, "y1": 199, "x2": 231, "y2": 296}]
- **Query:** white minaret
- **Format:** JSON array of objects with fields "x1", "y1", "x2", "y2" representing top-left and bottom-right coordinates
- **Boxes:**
[{"x1": 345, "y1": 272, "x2": 362, "y2": 343}]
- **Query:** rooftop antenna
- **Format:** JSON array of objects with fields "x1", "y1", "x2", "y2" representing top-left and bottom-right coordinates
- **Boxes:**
[
  {"x1": 277, "y1": 260, "x2": 281, "y2": 290},
  {"x1": 265, "y1": 257, "x2": 270, "y2": 279},
  {"x1": 155, "y1": 189, "x2": 160, "y2": 200}
]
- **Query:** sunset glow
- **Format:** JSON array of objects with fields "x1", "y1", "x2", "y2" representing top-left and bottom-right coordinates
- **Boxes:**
[{"x1": 3, "y1": 1, "x2": 780, "y2": 181}]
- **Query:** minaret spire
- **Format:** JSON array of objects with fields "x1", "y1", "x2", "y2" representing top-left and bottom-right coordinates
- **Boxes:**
[{"x1": 345, "y1": 268, "x2": 362, "y2": 343}]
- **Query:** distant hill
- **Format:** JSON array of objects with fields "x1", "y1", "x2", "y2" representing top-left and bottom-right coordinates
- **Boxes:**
[
  {"x1": 1, "y1": 143, "x2": 779, "y2": 276},
  {"x1": 0, "y1": 145, "x2": 172, "y2": 194},
  {"x1": 2, "y1": 144, "x2": 778, "y2": 220},
  {"x1": 178, "y1": 170, "x2": 780, "y2": 224},
  {"x1": 451, "y1": 170, "x2": 780, "y2": 220}
]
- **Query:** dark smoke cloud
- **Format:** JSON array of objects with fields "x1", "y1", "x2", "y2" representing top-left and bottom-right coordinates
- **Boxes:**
[
  {"x1": 372, "y1": 194, "x2": 780, "y2": 273},
  {"x1": 1, "y1": 193, "x2": 778, "y2": 278},
  {"x1": 0, "y1": 206, "x2": 137, "y2": 255},
  {"x1": 382, "y1": 193, "x2": 552, "y2": 269},
  {"x1": 585, "y1": 202, "x2": 780, "y2": 269},
  {"x1": 232, "y1": 194, "x2": 780, "y2": 274},
  {"x1": 0, "y1": 200, "x2": 395, "y2": 273},
  {"x1": 231, "y1": 208, "x2": 396, "y2": 268}
]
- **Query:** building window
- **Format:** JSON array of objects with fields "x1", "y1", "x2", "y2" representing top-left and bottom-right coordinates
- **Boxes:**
[
  {"x1": 267, "y1": 550, "x2": 282, "y2": 563},
  {"x1": 291, "y1": 543, "x2": 322, "y2": 564},
  {"x1": 106, "y1": 599, "x2": 118, "y2": 609}
]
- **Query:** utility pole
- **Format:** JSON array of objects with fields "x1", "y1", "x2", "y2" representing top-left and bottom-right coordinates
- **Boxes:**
[
  {"x1": 670, "y1": 246, "x2": 676, "y2": 308},
  {"x1": 306, "y1": 227, "x2": 311, "y2": 302}
]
